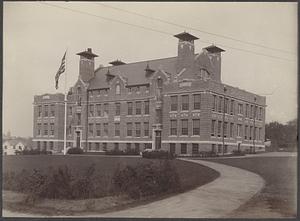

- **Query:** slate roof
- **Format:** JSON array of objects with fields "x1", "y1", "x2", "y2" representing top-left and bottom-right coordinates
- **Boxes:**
[{"x1": 89, "y1": 56, "x2": 178, "y2": 90}]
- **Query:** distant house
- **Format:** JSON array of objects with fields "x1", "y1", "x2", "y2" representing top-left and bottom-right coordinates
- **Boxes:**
[{"x1": 3, "y1": 138, "x2": 33, "y2": 155}]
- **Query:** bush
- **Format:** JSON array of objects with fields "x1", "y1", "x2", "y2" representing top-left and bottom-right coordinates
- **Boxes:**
[
  {"x1": 113, "y1": 160, "x2": 181, "y2": 199},
  {"x1": 232, "y1": 150, "x2": 246, "y2": 156},
  {"x1": 105, "y1": 149, "x2": 140, "y2": 156},
  {"x1": 18, "y1": 149, "x2": 52, "y2": 155},
  {"x1": 142, "y1": 150, "x2": 175, "y2": 159},
  {"x1": 67, "y1": 147, "x2": 84, "y2": 154}
]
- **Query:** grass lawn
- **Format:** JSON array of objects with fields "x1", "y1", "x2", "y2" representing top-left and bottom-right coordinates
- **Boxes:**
[
  {"x1": 207, "y1": 156, "x2": 297, "y2": 218},
  {"x1": 3, "y1": 155, "x2": 219, "y2": 215}
]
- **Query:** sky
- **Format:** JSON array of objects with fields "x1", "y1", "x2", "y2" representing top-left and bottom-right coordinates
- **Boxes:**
[{"x1": 3, "y1": 2, "x2": 297, "y2": 137}]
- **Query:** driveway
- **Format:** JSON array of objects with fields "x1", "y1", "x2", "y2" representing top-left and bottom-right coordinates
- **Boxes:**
[{"x1": 3, "y1": 159, "x2": 265, "y2": 218}]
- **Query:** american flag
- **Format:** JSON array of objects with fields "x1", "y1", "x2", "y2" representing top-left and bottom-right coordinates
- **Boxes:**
[{"x1": 55, "y1": 51, "x2": 66, "y2": 89}]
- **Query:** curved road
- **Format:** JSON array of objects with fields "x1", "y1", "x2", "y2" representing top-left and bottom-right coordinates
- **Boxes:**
[{"x1": 3, "y1": 159, "x2": 265, "y2": 218}]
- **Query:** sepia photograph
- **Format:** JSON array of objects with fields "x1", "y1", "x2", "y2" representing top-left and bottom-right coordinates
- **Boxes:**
[{"x1": 3, "y1": 1, "x2": 297, "y2": 218}]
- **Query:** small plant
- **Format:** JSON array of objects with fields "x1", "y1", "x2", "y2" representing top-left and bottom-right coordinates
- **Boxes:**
[
  {"x1": 67, "y1": 147, "x2": 84, "y2": 154},
  {"x1": 141, "y1": 150, "x2": 175, "y2": 159}
]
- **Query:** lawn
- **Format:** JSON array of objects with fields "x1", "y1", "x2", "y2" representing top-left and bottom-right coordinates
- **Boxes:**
[
  {"x1": 207, "y1": 156, "x2": 297, "y2": 218},
  {"x1": 3, "y1": 155, "x2": 219, "y2": 215}
]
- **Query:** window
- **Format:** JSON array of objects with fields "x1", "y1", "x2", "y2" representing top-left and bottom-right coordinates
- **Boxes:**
[
  {"x1": 238, "y1": 103, "x2": 243, "y2": 115},
  {"x1": 49, "y1": 141, "x2": 54, "y2": 150},
  {"x1": 249, "y1": 126, "x2": 253, "y2": 140},
  {"x1": 77, "y1": 113, "x2": 81, "y2": 125},
  {"x1": 259, "y1": 107, "x2": 263, "y2": 120},
  {"x1": 103, "y1": 123, "x2": 108, "y2": 136},
  {"x1": 96, "y1": 104, "x2": 101, "y2": 116},
  {"x1": 95, "y1": 143, "x2": 100, "y2": 151},
  {"x1": 181, "y1": 95, "x2": 189, "y2": 111},
  {"x1": 259, "y1": 128, "x2": 262, "y2": 140},
  {"x1": 38, "y1": 105, "x2": 42, "y2": 117},
  {"x1": 217, "y1": 121, "x2": 222, "y2": 137},
  {"x1": 230, "y1": 123, "x2": 234, "y2": 138},
  {"x1": 193, "y1": 119, "x2": 200, "y2": 136},
  {"x1": 50, "y1": 104, "x2": 55, "y2": 116},
  {"x1": 89, "y1": 123, "x2": 94, "y2": 137},
  {"x1": 244, "y1": 125, "x2": 248, "y2": 139},
  {"x1": 167, "y1": 143, "x2": 175, "y2": 154},
  {"x1": 115, "y1": 103, "x2": 121, "y2": 116},
  {"x1": 211, "y1": 144, "x2": 216, "y2": 152},
  {"x1": 144, "y1": 122, "x2": 149, "y2": 137},
  {"x1": 89, "y1": 104, "x2": 94, "y2": 117},
  {"x1": 103, "y1": 143, "x2": 107, "y2": 151},
  {"x1": 50, "y1": 123, "x2": 54, "y2": 136},
  {"x1": 145, "y1": 143, "x2": 152, "y2": 149},
  {"x1": 68, "y1": 106, "x2": 72, "y2": 116},
  {"x1": 237, "y1": 124, "x2": 242, "y2": 137},
  {"x1": 224, "y1": 98, "x2": 229, "y2": 113},
  {"x1": 116, "y1": 84, "x2": 121, "y2": 95},
  {"x1": 115, "y1": 123, "x2": 120, "y2": 137},
  {"x1": 230, "y1": 100, "x2": 234, "y2": 115},
  {"x1": 114, "y1": 143, "x2": 119, "y2": 150},
  {"x1": 136, "y1": 101, "x2": 141, "y2": 115},
  {"x1": 218, "y1": 144, "x2": 222, "y2": 153},
  {"x1": 135, "y1": 143, "x2": 140, "y2": 152},
  {"x1": 218, "y1": 96, "x2": 223, "y2": 113},
  {"x1": 181, "y1": 143, "x2": 187, "y2": 154},
  {"x1": 37, "y1": 141, "x2": 40, "y2": 150},
  {"x1": 44, "y1": 123, "x2": 48, "y2": 135},
  {"x1": 135, "y1": 122, "x2": 141, "y2": 137},
  {"x1": 127, "y1": 102, "x2": 133, "y2": 115},
  {"x1": 96, "y1": 123, "x2": 101, "y2": 136},
  {"x1": 127, "y1": 122, "x2": 132, "y2": 136},
  {"x1": 136, "y1": 86, "x2": 140, "y2": 93},
  {"x1": 245, "y1": 104, "x2": 249, "y2": 118},
  {"x1": 104, "y1": 103, "x2": 109, "y2": 116},
  {"x1": 211, "y1": 120, "x2": 216, "y2": 136},
  {"x1": 181, "y1": 119, "x2": 188, "y2": 135},
  {"x1": 255, "y1": 106, "x2": 258, "y2": 119},
  {"x1": 250, "y1": 105, "x2": 253, "y2": 119},
  {"x1": 171, "y1": 96, "x2": 178, "y2": 111},
  {"x1": 193, "y1": 94, "x2": 201, "y2": 110},
  {"x1": 157, "y1": 78, "x2": 163, "y2": 88},
  {"x1": 170, "y1": 120, "x2": 177, "y2": 136},
  {"x1": 223, "y1": 122, "x2": 228, "y2": 137},
  {"x1": 44, "y1": 105, "x2": 48, "y2": 117},
  {"x1": 145, "y1": 85, "x2": 150, "y2": 93},
  {"x1": 126, "y1": 143, "x2": 131, "y2": 152},
  {"x1": 37, "y1": 123, "x2": 41, "y2": 135},
  {"x1": 212, "y1": 95, "x2": 217, "y2": 111},
  {"x1": 144, "y1": 101, "x2": 150, "y2": 115},
  {"x1": 43, "y1": 141, "x2": 47, "y2": 150},
  {"x1": 224, "y1": 145, "x2": 228, "y2": 153},
  {"x1": 192, "y1": 143, "x2": 199, "y2": 154}
]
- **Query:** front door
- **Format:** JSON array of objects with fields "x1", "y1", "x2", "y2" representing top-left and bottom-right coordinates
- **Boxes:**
[{"x1": 76, "y1": 131, "x2": 81, "y2": 148}]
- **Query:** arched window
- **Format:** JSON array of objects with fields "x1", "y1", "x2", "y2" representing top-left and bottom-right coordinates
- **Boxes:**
[{"x1": 116, "y1": 84, "x2": 121, "y2": 95}]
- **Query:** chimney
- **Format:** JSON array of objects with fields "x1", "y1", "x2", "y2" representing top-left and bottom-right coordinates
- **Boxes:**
[
  {"x1": 76, "y1": 48, "x2": 98, "y2": 82},
  {"x1": 109, "y1": 59, "x2": 126, "y2": 66},
  {"x1": 203, "y1": 45, "x2": 225, "y2": 82},
  {"x1": 174, "y1": 31, "x2": 199, "y2": 73}
]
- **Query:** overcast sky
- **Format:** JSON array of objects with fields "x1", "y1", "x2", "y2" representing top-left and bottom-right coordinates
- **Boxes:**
[{"x1": 4, "y1": 2, "x2": 297, "y2": 137}]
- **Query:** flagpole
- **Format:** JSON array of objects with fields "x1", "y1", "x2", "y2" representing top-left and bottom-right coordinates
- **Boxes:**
[{"x1": 63, "y1": 48, "x2": 68, "y2": 155}]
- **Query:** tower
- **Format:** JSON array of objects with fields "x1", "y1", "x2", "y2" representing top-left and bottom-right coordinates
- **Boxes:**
[
  {"x1": 174, "y1": 31, "x2": 199, "y2": 73},
  {"x1": 76, "y1": 48, "x2": 98, "y2": 82},
  {"x1": 203, "y1": 45, "x2": 225, "y2": 82}
]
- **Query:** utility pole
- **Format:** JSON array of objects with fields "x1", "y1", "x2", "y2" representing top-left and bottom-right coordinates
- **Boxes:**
[
  {"x1": 222, "y1": 86, "x2": 227, "y2": 155},
  {"x1": 253, "y1": 96, "x2": 257, "y2": 153}
]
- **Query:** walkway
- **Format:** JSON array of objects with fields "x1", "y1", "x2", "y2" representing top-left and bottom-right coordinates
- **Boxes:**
[{"x1": 3, "y1": 159, "x2": 265, "y2": 218}]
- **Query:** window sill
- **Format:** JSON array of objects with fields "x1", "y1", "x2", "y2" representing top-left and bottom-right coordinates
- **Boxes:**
[
  {"x1": 180, "y1": 110, "x2": 189, "y2": 113},
  {"x1": 191, "y1": 135, "x2": 200, "y2": 137},
  {"x1": 168, "y1": 135, "x2": 178, "y2": 137},
  {"x1": 179, "y1": 135, "x2": 189, "y2": 137},
  {"x1": 191, "y1": 109, "x2": 201, "y2": 112}
]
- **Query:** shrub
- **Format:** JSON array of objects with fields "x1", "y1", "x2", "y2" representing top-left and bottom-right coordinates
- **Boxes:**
[
  {"x1": 105, "y1": 149, "x2": 140, "y2": 156},
  {"x1": 67, "y1": 147, "x2": 84, "y2": 154},
  {"x1": 232, "y1": 150, "x2": 246, "y2": 156},
  {"x1": 18, "y1": 149, "x2": 52, "y2": 155},
  {"x1": 113, "y1": 160, "x2": 181, "y2": 199},
  {"x1": 141, "y1": 150, "x2": 175, "y2": 159}
]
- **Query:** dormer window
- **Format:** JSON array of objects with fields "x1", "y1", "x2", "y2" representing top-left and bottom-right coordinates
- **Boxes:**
[
  {"x1": 116, "y1": 84, "x2": 121, "y2": 95},
  {"x1": 157, "y1": 77, "x2": 163, "y2": 88},
  {"x1": 136, "y1": 86, "x2": 140, "y2": 93},
  {"x1": 77, "y1": 86, "x2": 82, "y2": 94}
]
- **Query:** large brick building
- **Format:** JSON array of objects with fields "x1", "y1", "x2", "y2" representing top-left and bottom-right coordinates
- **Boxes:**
[{"x1": 33, "y1": 32, "x2": 266, "y2": 155}]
